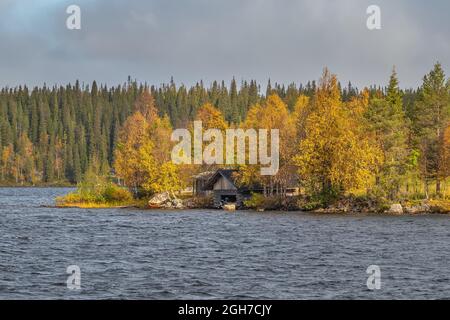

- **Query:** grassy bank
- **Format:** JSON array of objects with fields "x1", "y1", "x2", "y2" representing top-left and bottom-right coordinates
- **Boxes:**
[
  {"x1": 55, "y1": 199, "x2": 148, "y2": 209},
  {"x1": 55, "y1": 177, "x2": 147, "y2": 209}
]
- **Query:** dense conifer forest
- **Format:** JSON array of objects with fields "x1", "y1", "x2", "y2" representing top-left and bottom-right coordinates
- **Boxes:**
[{"x1": 0, "y1": 77, "x2": 353, "y2": 185}]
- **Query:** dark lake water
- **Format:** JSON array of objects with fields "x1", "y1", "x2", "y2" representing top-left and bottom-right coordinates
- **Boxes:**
[{"x1": 0, "y1": 187, "x2": 449, "y2": 299}]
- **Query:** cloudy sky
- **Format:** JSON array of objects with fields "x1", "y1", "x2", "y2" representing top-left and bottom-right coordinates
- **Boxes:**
[{"x1": 0, "y1": 0, "x2": 449, "y2": 89}]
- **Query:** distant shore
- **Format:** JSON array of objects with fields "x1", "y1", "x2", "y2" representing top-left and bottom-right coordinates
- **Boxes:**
[{"x1": 0, "y1": 183, "x2": 75, "y2": 188}]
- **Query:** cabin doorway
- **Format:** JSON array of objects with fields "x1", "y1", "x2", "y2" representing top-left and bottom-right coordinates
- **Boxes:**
[{"x1": 221, "y1": 195, "x2": 237, "y2": 204}]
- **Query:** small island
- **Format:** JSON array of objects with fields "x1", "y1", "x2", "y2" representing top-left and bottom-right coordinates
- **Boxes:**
[
  {"x1": 54, "y1": 66, "x2": 450, "y2": 215},
  {"x1": 0, "y1": 67, "x2": 447, "y2": 215},
  {"x1": 56, "y1": 167, "x2": 450, "y2": 214},
  {"x1": 55, "y1": 66, "x2": 450, "y2": 215}
]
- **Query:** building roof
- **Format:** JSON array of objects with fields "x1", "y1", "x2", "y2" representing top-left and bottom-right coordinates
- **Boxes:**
[
  {"x1": 198, "y1": 168, "x2": 300, "y2": 192},
  {"x1": 202, "y1": 169, "x2": 240, "y2": 190},
  {"x1": 192, "y1": 171, "x2": 215, "y2": 180}
]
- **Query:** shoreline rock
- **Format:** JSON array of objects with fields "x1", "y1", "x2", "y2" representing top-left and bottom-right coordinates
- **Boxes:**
[
  {"x1": 404, "y1": 203, "x2": 431, "y2": 214},
  {"x1": 148, "y1": 192, "x2": 185, "y2": 209},
  {"x1": 148, "y1": 192, "x2": 171, "y2": 207},
  {"x1": 385, "y1": 203, "x2": 403, "y2": 215},
  {"x1": 223, "y1": 204, "x2": 236, "y2": 211}
]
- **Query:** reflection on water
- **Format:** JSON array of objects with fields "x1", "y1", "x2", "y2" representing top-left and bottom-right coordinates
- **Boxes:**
[{"x1": 0, "y1": 188, "x2": 449, "y2": 299}]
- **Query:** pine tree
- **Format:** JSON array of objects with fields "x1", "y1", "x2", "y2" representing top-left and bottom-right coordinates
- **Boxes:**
[
  {"x1": 229, "y1": 78, "x2": 239, "y2": 123},
  {"x1": 366, "y1": 67, "x2": 410, "y2": 199},
  {"x1": 413, "y1": 62, "x2": 450, "y2": 196}
]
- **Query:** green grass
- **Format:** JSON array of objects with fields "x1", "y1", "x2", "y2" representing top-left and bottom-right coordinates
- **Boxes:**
[{"x1": 55, "y1": 181, "x2": 143, "y2": 209}]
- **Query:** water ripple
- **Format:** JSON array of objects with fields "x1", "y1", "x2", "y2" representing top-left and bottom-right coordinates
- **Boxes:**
[{"x1": 0, "y1": 188, "x2": 449, "y2": 299}]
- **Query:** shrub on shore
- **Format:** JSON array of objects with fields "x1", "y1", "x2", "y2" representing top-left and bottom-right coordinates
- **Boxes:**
[
  {"x1": 429, "y1": 199, "x2": 450, "y2": 213},
  {"x1": 56, "y1": 179, "x2": 133, "y2": 207},
  {"x1": 245, "y1": 193, "x2": 393, "y2": 213},
  {"x1": 244, "y1": 193, "x2": 298, "y2": 211}
]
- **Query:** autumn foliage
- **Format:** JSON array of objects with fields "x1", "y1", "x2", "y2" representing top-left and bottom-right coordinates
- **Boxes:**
[
  {"x1": 295, "y1": 69, "x2": 382, "y2": 197},
  {"x1": 114, "y1": 94, "x2": 183, "y2": 195},
  {"x1": 109, "y1": 64, "x2": 450, "y2": 202}
]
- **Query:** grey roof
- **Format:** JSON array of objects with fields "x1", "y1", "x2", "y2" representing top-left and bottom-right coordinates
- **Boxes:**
[
  {"x1": 202, "y1": 169, "x2": 239, "y2": 190},
  {"x1": 192, "y1": 171, "x2": 215, "y2": 180},
  {"x1": 198, "y1": 168, "x2": 300, "y2": 192}
]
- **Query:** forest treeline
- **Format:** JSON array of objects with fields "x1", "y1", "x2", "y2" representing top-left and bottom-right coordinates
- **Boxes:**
[
  {"x1": 0, "y1": 75, "x2": 359, "y2": 185},
  {"x1": 1, "y1": 64, "x2": 449, "y2": 202}
]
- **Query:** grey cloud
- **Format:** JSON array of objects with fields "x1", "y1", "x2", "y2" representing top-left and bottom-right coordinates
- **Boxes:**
[{"x1": 0, "y1": 0, "x2": 449, "y2": 88}]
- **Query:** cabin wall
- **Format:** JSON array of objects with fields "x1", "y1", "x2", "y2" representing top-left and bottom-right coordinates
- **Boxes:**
[
  {"x1": 213, "y1": 177, "x2": 237, "y2": 191},
  {"x1": 193, "y1": 178, "x2": 213, "y2": 196}
]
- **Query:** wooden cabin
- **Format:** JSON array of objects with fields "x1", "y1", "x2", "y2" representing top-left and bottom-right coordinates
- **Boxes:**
[
  {"x1": 195, "y1": 169, "x2": 266, "y2": 208},
  {"x1": 194, "y1": 168, "x2": 300, "y2": 208},
  {"x1": 201, "y1": 169, "x2": 249, "y2": 208}
]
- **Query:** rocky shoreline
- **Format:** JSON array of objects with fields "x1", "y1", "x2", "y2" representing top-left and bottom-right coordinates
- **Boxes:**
[
  {"x1": 145, "y1": 192, "x2": 450, "y2": 215},
  {"x1": 308, "y1": 198, "x2": 449, "y2": 215},
  {"x1": 312, "y1": 203, "x2": 441, "y2": 214},
  {"x1": 54, "y1": 191, "x2": 450, "y2": 215}
]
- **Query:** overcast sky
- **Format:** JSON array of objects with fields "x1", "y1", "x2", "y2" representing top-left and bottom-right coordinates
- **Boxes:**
[{"x1": 0, "y1": 0, "x2": 449, "y2": 89}]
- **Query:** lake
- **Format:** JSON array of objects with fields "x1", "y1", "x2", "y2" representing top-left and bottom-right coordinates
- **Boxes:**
[{"x1": 0, "y1": 187, "x2": 449, "y2": 299}]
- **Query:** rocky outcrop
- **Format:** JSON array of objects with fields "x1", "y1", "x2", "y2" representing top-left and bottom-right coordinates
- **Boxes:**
[
  {"x1": 385, "y1": 204, "x2": 403, "y2": 215},
  {"x1": 168, "y1": 198, "x2": 184, "y2": 209},
  {"x1": 404, "y1": 203, "x2": 431, "y2": 214},
  {"x1": 148, "y1": 192, "x2": 171, "y2": 207},
  {"x1": 148, "y1": 192, "x2": 185, "y2": 209}
]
